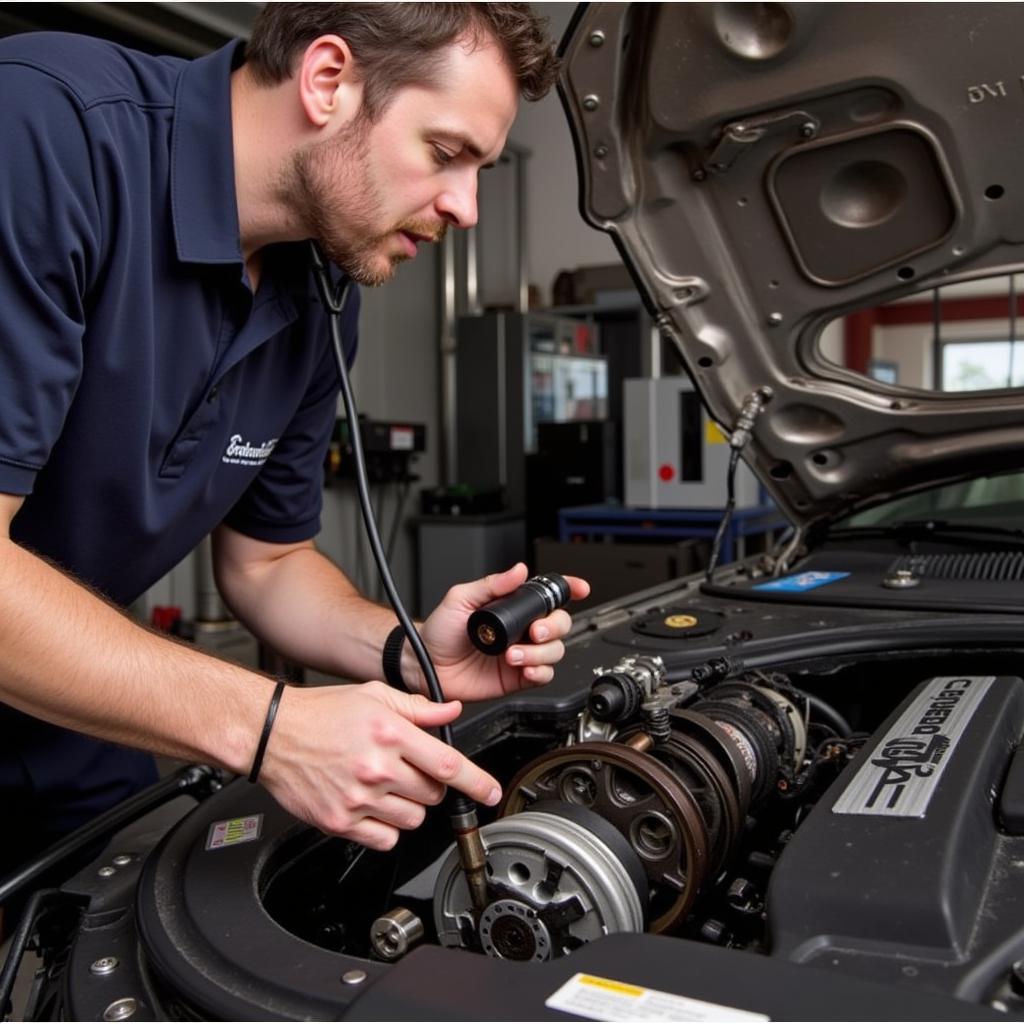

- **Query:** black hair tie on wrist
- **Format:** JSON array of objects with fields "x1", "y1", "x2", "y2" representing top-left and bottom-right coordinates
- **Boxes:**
[
  {"x1": 249, "y1": 679, "x2": 287, "y2": 784},
  {"x1": 382, "y1": 623, "x2": 409, "y2": 691}
]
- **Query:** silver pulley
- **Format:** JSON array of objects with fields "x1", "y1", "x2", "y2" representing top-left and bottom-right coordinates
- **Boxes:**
[{"x1": 433, "y1": 809, "x2": 646, "y2": 961}]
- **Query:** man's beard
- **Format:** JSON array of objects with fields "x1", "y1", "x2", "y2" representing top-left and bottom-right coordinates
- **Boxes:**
[{"x1": 286, "y1": 120, "x2": 446, "y2": 287}]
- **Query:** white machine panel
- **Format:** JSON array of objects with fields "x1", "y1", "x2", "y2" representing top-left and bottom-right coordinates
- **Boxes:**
[{"x1": 624, "y1": 377, "x2": 760, "y2": 509}]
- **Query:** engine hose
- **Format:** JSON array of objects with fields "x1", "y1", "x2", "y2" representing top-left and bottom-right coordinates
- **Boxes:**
[{"x1": 802, "y1": 692, "x2": 853, "y2": 739}]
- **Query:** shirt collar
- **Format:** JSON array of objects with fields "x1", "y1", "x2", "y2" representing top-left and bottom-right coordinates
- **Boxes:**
[{"x1": 170, "y1": 40, "x2": 246, "y2": 264}]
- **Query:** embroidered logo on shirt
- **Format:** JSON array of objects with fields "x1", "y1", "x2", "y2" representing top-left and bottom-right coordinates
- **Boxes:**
[{"x1": 222, "y1": 434, "x2": 278, "y2": 467}]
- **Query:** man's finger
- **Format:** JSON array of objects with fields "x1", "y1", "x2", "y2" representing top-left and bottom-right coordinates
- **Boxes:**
[
  {"x1": 507, "y1": 638, "x2": 565, "y2": 668},
  {"x1": 526, "y1": 608, "x2": 572, "y2": 644},
  {"x1": 371, "y1": 685, "x2": 465, "y2": 729},
  {"x1": 520, "y1": 664, "x2": 554, "y2": 687},
  {"x1": 345, "y1": 818, "x2": 401, "y2": 852},
  {"x1": 564, "y1": 574, "x2": 591, "y2": 601},
  {"x1": 444, "y1": 562, "x2": 529, "y2": 610},
  {"x1": 390, "y1": 763, "x2": 448, "y2": 807},
  {"x1": 358, "y1": 690, "x2": 499, "y2": 800},
  {"x1": 355, "y1": 793, "x2": 430, "y2": 832},
  {"x1": 399, "y1": 725, "x2": 502, "y2": 806}
]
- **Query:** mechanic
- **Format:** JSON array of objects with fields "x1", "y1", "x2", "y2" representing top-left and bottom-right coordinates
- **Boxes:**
[{"x1": 0, "y1": 2, "x2": 583, "y2": 886}]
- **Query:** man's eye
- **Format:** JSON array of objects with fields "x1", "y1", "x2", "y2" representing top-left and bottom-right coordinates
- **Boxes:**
[{"x1": 432, "y1": 145, "x2": 455, "y2": 166}]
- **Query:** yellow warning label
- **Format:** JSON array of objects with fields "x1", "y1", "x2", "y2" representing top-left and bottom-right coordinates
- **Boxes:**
[
  {"x1": 579, "y1": 975, "x2": 644, "y2": 998},
  {"x1": 225, "y1": 820, "x2": 247, "y2": 842},
  {"x1": 546, "y1": 972, "x2": 771, "y2": 1022},
  {"x1": 705, "y1": 420, "x2": 727, "y2": 445},
  {"x1": 664, "y1": 614, "x2": 698, "y2": 629},
  {"x1": 205, "y1": 814, "x2": 263, "y2": 851}
]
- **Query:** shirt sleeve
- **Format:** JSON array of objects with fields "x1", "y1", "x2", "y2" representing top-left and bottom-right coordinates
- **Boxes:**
[
  {"x1": 223, "y1": 284, "x2": 361, "y2": 543},
  {"x1": 0, "y1": 64, "x2": 102, "y2": 495}
]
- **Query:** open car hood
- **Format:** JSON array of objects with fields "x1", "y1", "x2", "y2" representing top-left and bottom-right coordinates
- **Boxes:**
[{"x1": 559, "y1": 3, "x2": 1024, "y2": 530}]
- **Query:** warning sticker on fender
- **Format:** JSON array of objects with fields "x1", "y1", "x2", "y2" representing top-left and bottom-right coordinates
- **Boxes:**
[
  {"x1": 205, "y1": 814, "x2": 263, "y2": 850},
  {"x1": 832, "y1": 676, "x2": 996, "y2": 818},
  {"x1": 545, "y1": 973, "x2": 769, "y2": 1022}
]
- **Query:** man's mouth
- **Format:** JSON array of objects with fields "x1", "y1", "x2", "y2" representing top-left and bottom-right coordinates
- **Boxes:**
[
  {"x1": 400, "y1": 229, "x2": 440, "y2": 251},
  {"x1": 397, "y1": 231, "x2": 419, "y2": 258},
  {"x1": 396, "y1": 231, "x2": 429, "y2": 259},
  {"x1": 394, "y1": 221, "x2": 447, "y2": 260}
]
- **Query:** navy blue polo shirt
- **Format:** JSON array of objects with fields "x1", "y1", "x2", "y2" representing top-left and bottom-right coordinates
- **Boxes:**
[{"x1": 0, "y1": 33, "x2": 359, "y2": 607}]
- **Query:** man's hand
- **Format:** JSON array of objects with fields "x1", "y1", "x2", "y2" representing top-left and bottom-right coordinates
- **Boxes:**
[
  {"x1": 416, "y1": 563, "x2": 590, "y2": 703},
  {"x1": 257, "y1": 681, "x2": 501, "y2": 850}
]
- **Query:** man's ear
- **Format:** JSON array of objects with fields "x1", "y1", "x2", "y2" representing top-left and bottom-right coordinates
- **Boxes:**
[{"x1": 296, "y1": 34, "x2": 364, "y2": 130}]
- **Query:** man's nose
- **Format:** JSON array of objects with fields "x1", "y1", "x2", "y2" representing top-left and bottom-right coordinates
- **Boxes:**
[{"x1": 437, "y1": 172, "x2": 479, "y2": 230}]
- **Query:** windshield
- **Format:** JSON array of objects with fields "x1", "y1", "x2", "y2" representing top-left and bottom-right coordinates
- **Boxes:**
[{"x1": 836, "y1": 471, "x2": 1024, "y2": 529}]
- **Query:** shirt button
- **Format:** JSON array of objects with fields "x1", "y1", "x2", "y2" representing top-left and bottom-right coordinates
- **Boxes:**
[{"x1": 207, "y1": 386, "x2": 220, "y2": 403}]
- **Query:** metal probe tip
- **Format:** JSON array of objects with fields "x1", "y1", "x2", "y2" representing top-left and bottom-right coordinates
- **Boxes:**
[{"x1": 452, "y1": 809, "x2": 489, "y2": 913}]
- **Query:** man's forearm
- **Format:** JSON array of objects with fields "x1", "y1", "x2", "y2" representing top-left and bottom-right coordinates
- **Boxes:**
[
  {"x1": 213, "y1": 539, "x2": 404, "y2": 684},
  {"x1": 0, "y1": 536, "x2": 272, "y2": 774},
  {"x1": 0, "y1": 533, "x2": 503, "y2": 848}
]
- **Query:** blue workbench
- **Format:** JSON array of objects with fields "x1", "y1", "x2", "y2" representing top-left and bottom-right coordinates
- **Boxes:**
[{"x1": 557, "y1": 502, "x2": 790, "y2": 563}]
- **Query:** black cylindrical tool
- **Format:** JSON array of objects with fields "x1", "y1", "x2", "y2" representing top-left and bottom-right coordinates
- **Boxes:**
[
  {"x1": 467, "y1": 573, "x2": 570, "y2": 654},
  {"x1": 588, "y1": 671, "x2": 645, "y2": 722}
]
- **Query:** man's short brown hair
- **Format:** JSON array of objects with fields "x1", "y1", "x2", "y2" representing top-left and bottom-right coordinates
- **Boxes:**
[{"x1": 246, "y1": 3, "x2": 560, "y2": 117}]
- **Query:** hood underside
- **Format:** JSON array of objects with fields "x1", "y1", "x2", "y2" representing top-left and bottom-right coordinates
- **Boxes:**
[{"x1": 559, "y1": 2, "x2": 1024, "y2": 529}]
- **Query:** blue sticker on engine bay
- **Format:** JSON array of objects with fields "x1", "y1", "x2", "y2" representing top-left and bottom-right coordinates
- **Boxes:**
[{"x1": 753, "y1": 571, "x2": 850, "y2": 592}]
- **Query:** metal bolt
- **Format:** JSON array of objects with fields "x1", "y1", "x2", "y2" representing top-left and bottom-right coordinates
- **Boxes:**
[
  {"x1": 589, "y1": 30, "x2": 606, "y2": 47},
  {"x1": 800, "y1": 121, "x2": 817, "y2": 138},
  {"x1": 594, "y1": 144, "x2": 609, "y2": 158},
  {"x1": 582, "y1": 94, "x2": 600, "y2": 111},
  {"x1": 90, "y1": 957, "x2": 120, "y2": 976},
  {"x1": 767, "y1": 312, "x2": 783, "y2": 326},
  {"x1": 103, "y1": 998, "x2": 137, "y2": 1021},
  {"x1": 726, "y1": 877, "x2": 762, "y2": 914},
  {"x1": 342, "y1": 970, "x2": 367, "y2": 985},
  {"x1": 97, "y1": 866, "x2": 116, "y2": 878},
  {"x1": 882, "y1": 568, "x2": 920, "y2": 590},
  {"x1": 371, "y1": 907, "x2": 424, "y2": 962},
  {"x1": 112, "y1": 854, "x2": 132, "y2": 867}
]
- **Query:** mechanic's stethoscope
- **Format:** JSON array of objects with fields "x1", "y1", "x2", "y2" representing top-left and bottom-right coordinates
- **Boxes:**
[
  {"x1": 309, "y1": 242, "x2": 489, "y2": 904},
  {"x1": 308, "y1": 242, "x2": 457, "y2": 743}
]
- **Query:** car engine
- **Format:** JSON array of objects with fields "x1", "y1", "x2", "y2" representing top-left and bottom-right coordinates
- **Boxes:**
[
  {"x1": 432, "y1": 657, "x2": 812, "y2": 954},
  {"x1": 10, "y1": 556, "x2": 1024, "y2": 1021}
]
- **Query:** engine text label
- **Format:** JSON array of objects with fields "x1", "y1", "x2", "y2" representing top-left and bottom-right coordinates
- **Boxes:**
[
  {"x1": 832, "y1": 676, "x2": 996, "y2": 818},
  {"x1": 205, "y1": 813, "x2": 264, "y2": 850},
  {"x1": 545, "y1": 973, "x2": 769, "y2": 1022}
]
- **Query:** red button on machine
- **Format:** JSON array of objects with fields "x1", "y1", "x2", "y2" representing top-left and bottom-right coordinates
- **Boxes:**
[{"x1": 658, "y1": 464, "x2": 674, "y2": 482}]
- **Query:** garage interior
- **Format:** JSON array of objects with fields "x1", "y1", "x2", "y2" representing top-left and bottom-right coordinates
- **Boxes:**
[
  {"x1": 4, "y1": 4, "x2": 1024, "y2": 1021},
  {"x1": 1, "y1": 2, "x2": 1018, "y2": 664}
]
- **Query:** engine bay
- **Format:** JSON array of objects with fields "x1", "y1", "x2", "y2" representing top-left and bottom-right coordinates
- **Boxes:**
[{"x1": 22, "y1": 552, "x2": 1024, "y2": 1021}]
